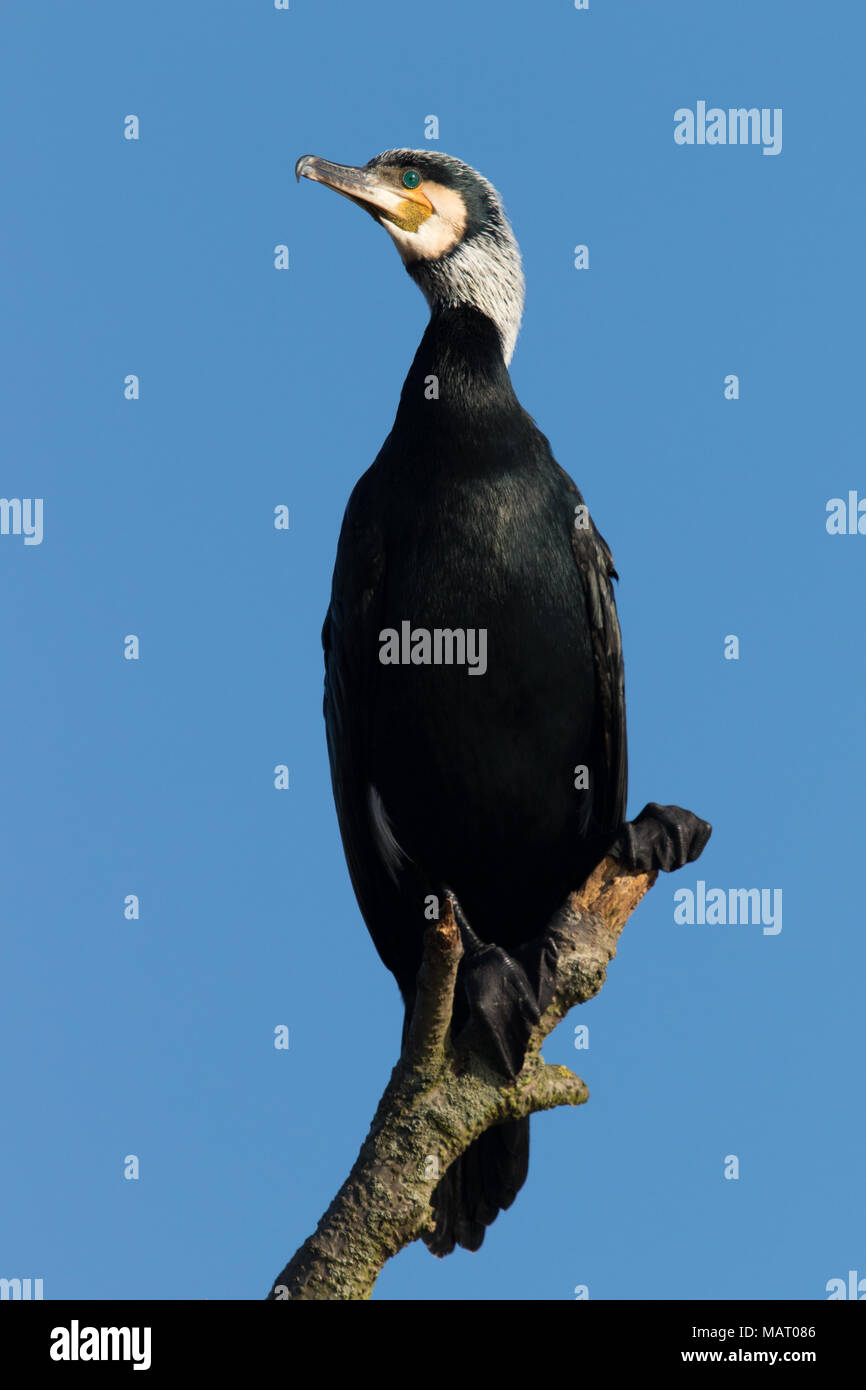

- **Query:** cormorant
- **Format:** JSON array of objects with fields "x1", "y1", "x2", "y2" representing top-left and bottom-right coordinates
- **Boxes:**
[{"x1": 296, "y1": 149, "x2": 709, "y2": 1256}]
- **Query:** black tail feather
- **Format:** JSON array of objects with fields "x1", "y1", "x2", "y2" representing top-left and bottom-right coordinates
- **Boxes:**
[{"x1": 424, "y1": 1117, "x2": 530, "y2": 1256}]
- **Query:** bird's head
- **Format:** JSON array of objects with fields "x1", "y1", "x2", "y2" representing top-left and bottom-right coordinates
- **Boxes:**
[{"x1": 295, "y1": 149, "x2": 525, "y2": 365}]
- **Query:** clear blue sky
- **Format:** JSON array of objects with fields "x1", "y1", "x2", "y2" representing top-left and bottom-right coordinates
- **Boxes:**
[{"x1": 2, "y1": 1, "x2": 863, "y2": 1301}]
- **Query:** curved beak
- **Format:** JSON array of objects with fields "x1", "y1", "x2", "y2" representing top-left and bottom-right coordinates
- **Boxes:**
[{"x1": 295, "y1": 154, "x2": 433, "y2": 232}]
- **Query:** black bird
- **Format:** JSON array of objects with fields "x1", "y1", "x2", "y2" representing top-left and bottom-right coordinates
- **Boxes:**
[{"x1": 296, "y1": 149, "x2": 708, "y2": 1256}]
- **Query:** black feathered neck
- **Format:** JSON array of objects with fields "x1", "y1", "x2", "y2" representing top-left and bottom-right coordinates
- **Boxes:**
[{"x1": 393, "y1": 307, "x2": 519, "y2": 425}]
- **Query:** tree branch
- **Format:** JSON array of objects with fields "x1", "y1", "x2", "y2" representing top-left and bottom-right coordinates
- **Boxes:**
[{"x1": 266, "y1": 848, "x2": 670, "y2": 1301}]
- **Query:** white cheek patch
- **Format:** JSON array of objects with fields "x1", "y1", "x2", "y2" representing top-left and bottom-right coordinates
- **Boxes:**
[
  {"x1": 382, "y1": 182, "x2": 467, "y2": 263},
  {"x1": 376, "y1": 169, "x2": 525, "y2": 366}
]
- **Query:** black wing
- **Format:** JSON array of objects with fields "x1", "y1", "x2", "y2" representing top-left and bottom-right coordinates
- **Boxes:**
[
  {"x1": 561, "y1": 467, "x2": 628, "y2": 838},
  {"x1": 321, "y1": 471, "x2": 425, "y2": 997}
]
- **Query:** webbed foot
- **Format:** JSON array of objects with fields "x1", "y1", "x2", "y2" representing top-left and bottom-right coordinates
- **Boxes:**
[
  {"x1": 609, "y1": 802, "x2": 712, "y2": 873},
  {"x1": 451, "y1": 902, "x2": 540, "y2": 1078}
]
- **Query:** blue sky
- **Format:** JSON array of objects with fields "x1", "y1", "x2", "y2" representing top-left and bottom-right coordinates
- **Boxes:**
[{"x1": 1, "y1": 1, "x2": 863, "y2": 1301}]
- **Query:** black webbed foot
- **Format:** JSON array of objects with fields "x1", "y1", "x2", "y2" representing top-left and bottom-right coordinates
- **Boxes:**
[
  {"x1": 609, "y1": 802, "x2": 712, "y2": 873},
  {"x1": 450, "y1": 900, "x2": 540, "y2": 1079}
]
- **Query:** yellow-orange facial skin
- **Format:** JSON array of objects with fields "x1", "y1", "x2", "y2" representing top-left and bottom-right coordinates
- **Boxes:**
[{"x1": 384, "y1": 185, "x2": 434, "y2": 233}]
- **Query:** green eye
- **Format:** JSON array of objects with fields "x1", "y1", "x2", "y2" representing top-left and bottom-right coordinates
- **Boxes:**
[{"x1": 402, "y1": 169, "x2": 421, "y2": 189}]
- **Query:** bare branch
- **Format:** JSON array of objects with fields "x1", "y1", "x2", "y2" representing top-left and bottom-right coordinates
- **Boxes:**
[
  {"x1": 404, "y1": 898, "x2": 461, "y2": 1069},
  {"x1": 265, "y1": 849, "x2": 672, "y2": 1300}
]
